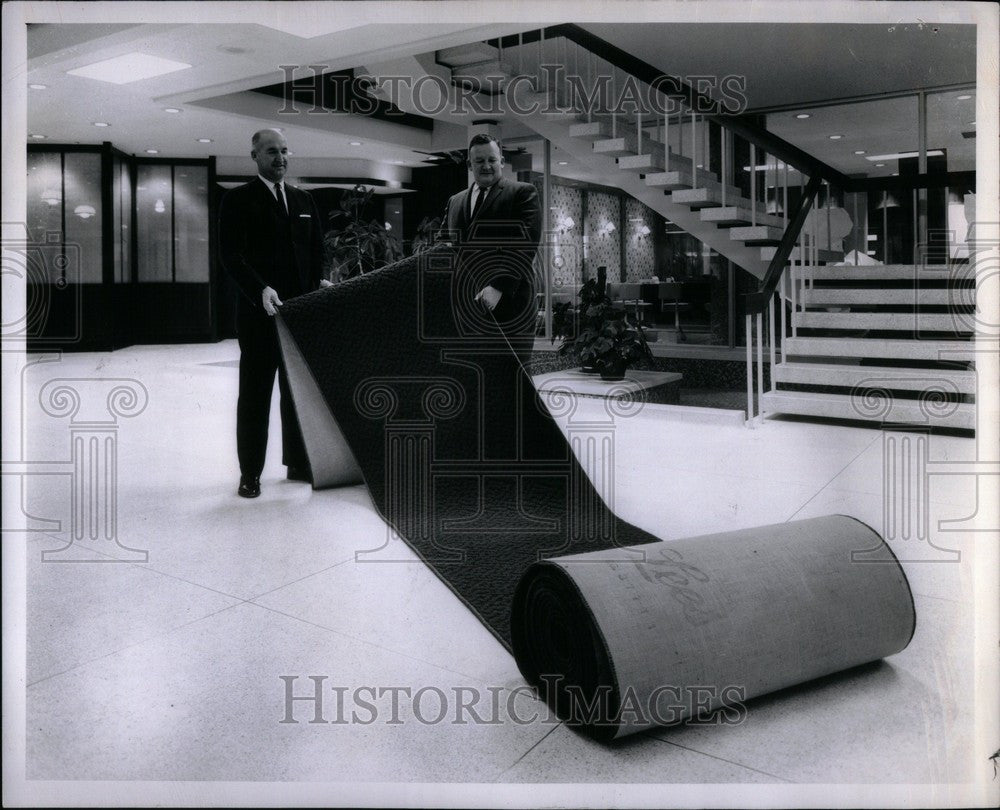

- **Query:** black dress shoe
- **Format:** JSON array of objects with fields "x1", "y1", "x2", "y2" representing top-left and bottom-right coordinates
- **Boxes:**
[
  {"x1": 286, "y1": 465, "x2": 311, "y2": 483},
  {"x1": 238, "y1": 475, "x2": 261, "y2": 498}
]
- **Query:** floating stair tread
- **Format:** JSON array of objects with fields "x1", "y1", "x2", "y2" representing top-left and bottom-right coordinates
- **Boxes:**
[
  {"x1": 730, "y1": 224, "x2": 784, "y2": 243},
  {"x1": 793, "y1": 264, "x2": 961, "y2": 281},
  {"x1": 760, "y1": 389, "x2": 975, "y2": 429},
  {"x1": 799, "y1": 288, "x2": 972, "y2": 306},
  {"x1": 795, "y1": 311, "x2": 974, "y2": 332},
  {"x1": 783, "y1": 337, "x2": 975, "y2": 362},
  {"x1": 617, "y1": 152, "x2": 695, "y2": 173},
  {"x1": 700, "y1": 206, "x2": 785, "y2": 227},
  {"x1": 773, "y1": 362, "x2": 976, "y2": 394},
  {"x1": 672, "y1": 186, "x2": 745, "y2": 208}
]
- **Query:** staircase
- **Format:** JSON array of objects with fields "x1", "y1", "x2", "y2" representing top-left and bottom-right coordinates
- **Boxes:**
[
  {"x1": 763, "y1": 264, "x2": 976, "y2": 430},
  {"x1": 433, "y1": 34, "x2": 976, "y2": 431}
]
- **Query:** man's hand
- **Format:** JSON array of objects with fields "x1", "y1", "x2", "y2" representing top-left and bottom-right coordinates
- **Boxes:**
[
  {"x1": 475, "y1": 285, "x2": 503, "y2": 311},
  {"x1": 262, "y1": 286, "x2": 283, "y2": 316},
  {"x1": 319, "y1": 279, "x2": 334, "y2": 288}
]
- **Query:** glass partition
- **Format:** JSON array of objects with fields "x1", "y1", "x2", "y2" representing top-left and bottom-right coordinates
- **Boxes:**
[
  {"x1": 136, "y1": 164, "x2": 174, "y2": 282},
  {"x1": 173, "y1": 166, "x2": 210, "y2": 282}
]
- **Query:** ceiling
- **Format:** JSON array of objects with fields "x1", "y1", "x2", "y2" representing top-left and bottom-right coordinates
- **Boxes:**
[{"x1": 25, "y1": 18, "x2": 979, "y2": 187}]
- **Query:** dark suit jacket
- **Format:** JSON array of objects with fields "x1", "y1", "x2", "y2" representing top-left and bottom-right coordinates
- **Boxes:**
[
  {"x1": 219, "y1": 178, "x2": 324, "y2": 315},
  {"x1": 440, "y1": 177, "x2": 541, "y2": 311}
]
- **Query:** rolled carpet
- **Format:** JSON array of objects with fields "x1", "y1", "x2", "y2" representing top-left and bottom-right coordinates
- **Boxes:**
[
  {"x1": 276, "y1": 246, "x2": 915, "y2": 740},
  {"x1": 511, "y1": 515, "x2": 915, "y2": 741}
]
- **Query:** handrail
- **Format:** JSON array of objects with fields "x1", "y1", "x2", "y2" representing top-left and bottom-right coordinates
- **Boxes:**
[
  {"x1": 745, "y1": 174, "x2": 822, "y2": 315},
  {"x1": 494, "y1": 26, "x2": 975, "y2": 199},
  {"x1": 510, "y1": 24, "x2": 855, "y2": 190}
]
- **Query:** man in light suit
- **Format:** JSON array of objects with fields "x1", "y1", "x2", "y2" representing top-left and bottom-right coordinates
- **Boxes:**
[
  {"x1": 219, "y1": 128, "x2": 330, "y2": 498},
  {"x1": 440, "y1": 133, "x2": 542, "y2": 334}
]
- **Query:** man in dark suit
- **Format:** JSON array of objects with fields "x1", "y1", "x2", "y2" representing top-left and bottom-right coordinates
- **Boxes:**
[
  {"x1": 440, "y1": 133, "x2": 541, "y2": 334},
  {"x1": 219, "y1": 128, "x2": 329, "y2": 498}
]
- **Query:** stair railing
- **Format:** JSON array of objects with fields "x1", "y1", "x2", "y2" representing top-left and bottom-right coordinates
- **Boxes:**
[{"x1": 486, "y1": 27, "x2": 977, "y2": 424}]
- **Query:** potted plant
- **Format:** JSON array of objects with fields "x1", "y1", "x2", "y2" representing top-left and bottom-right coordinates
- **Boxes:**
[
  {"x1": 323, "y1": 184, "x2": 402, "y2": 281},
  {"x1": 553, "y1": 268, "x2": 654, "y2": 380},
  {"x1": 410, "y1": 215, "x2": 441, "y2": 256}
]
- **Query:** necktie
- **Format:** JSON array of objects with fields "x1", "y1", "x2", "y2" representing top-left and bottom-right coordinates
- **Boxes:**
[
  {"x1": 471, "y1": 185, "x2": 486, "y2": 219},
  {"x1": 275, "y1": 182, "x2": 288, "y2": 215}
]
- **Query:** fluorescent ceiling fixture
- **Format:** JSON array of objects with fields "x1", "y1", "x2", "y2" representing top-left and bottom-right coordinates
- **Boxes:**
[
  {"x1": 794, "y1": 113, "x2": 811, "y2": 119},
  {"x1": 67, "y1": 53, "x2": 192, "y2": 85},
  {"x1": 196, "y1": 138, "x2": 213, "y2": 143},
  {"x1": 558, "y1": 161, "x2": 568, "y2": 165},
  {"x1": 349, "y1": 141, "x2": 362, "y2": 146},
  {"x1": 145, "y1": 149, "x2": 159, "y2": 154},
  {"x1": 163, "y1": 107, "x2": 182, "y2": 114},
  {"x1": 828, "y1": 134, "x2": 843, "y2": 140},
  {"x1": 874, "y1": 163, "x2": 885, "y2": 167},
  {"x1": 742, "y1": 161, "x2": 795, "y2": 172},
  {"x1": 956, "y1": 94, "x2": 972, "y2": 100},
  {"x1": 258, "y1": 20, "x2": 367, "y2": 39},
  {"x1": 29, "y1": 133, "x2": 46, "y2": 139},
  {"x1": 92, "y1": 121, "x2": 110, "y2": 127},
  {"x1": 854, "y1": 150, "x2": 866, "y2": 155},
  {"x1": 29, "y1": 83, "x2": 47, "y2": 90},
  {"x1": 865, "y1": 150, "x2": 944, "y2": 161}
]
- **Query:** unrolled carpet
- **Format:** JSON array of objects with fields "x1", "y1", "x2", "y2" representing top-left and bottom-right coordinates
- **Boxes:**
[{"x1": 276, "y1": 246, "x2": 915, "y2": 740}]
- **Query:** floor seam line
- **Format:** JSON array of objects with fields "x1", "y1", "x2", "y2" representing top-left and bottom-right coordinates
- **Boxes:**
[
  {"x1": 785, "y1": 432, "x2": 883, "y2": 522},
  {"x1": 646, "y1": 734, "x2": 797, "y2": 783}
]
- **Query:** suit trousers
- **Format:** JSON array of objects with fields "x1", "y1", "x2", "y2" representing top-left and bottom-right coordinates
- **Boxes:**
[{"x1": 236, "y1": 310, "x2": 308, "y2": 477}]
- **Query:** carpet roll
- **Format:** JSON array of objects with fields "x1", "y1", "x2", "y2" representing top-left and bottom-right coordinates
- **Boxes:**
[
  {"x1": 278, "y1": 248, "x2": 916, "y2": 742},
  {"x1": 511, "y1": 515, "x2": 916, "y2": 741}
]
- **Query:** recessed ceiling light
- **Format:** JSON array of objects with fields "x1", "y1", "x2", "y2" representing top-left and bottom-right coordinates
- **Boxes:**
[
  {"x1": 956, "y1": 94, "x2": 972, "y2": 100},
  {"x1": 854, "y1": 150, "x2": 866, "y2": 155},
  {"x1": 828, "y1": 134, "x2": 843, "y2": 140},
  {"x1": 145, "y1": 149, "x2": 159, "y2": 154},
  {"x1": 349, "y1": 141, "x2": 362, "y2": 146},
  {"x1": 29, "y1": 83, "x2": 47, "y2": 90},
  {"x1": 891, "y1": 172, "x2": 899, "y2": 176},
  {"x1": 67, "y1": 52, "x2": 192, "y2": 85},
  {"x1": 968, "y1": 120, "x2": 976, "y2": 126},
  {"x1": 93, "y1": 121, "x2": 110, "y2": 127},
  {"x1": 29, "y1": 133, "x2": 46, "y2": 139},
  {"x1": 196, "y1": 138, "x2": 213, "y2": 143},
  {"x1": 393, "y1": 160, "x2": 404, "y2": 164},
  {"x1": 163, "y1": 107, "x2": 182, "y2": 113},
  {"x1": 557, "y1": 161, "x2": 568, "y2": 165},
  {"x1": 794, "y1": 113, "x2": 811, "y2": 119},
  {"x1": 875, "y1": 163, "x2": 885, "y2": 167},
  {"x1": 866, "y1": 149, "x2": 944, "y2": 161}
]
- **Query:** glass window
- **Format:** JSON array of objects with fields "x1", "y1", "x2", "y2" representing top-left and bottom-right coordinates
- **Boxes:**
[
  {"x1": 114, "y1": 155, "x2": 133, "y2": 283},
  {"x1": 26, "y1": 151, "x2": 65, "y2": 284},
  {"x1": 63, "y1": 152, "x2": 104, "y2": 284},
  {"x1": 173, "y1": 166, "x2": 210, "y2": 282},
  {"x1": 136, "y1": 164, "x2": 173, "y2": 281}
]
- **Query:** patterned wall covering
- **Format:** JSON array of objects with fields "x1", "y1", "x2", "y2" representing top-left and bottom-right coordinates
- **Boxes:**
[
  {"x1": 547, "y1": 183, "x2": 584, "y2": 292},
  {"x1": 584, "y1": 190, "x2": 620, "y2": 281},
  {"x1": 530, "y1": 181, "x2": 661, "y2": 288},
  {"x1": 623, "y1": 197, "x2": 660, "y2": 282}
]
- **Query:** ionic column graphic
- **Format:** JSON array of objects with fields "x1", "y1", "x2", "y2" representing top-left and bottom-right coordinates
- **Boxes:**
[
  {"x1": 23, "y1": 378, "x2": 149, "y2": 561},
  {"x1": 354, "y1": 377, "x2": 464, "y2": 562}
]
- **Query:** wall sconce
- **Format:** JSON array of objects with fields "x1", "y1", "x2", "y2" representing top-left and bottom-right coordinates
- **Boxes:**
[
  {"x1": 557, "y1": 215, "x2": 575, "y2": 232},
  {"x1": 154, "y1": 198, "x2": 166, "y2": 213},
  {"x1": 384, "y1": 221, "x2": 392, "y2": 231},
  {"x1": 639, "y1": 224, "x2": 651, "y2": 237},
  {"x1": 40, "y1": 188, "x2": 61, "y2": 206},
  {"x1": 73, "y1": 204, "x2": 96, "y2": 219},
  {"x1": 601, "y1": 221, "x2": 616, "y2": 235}
]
